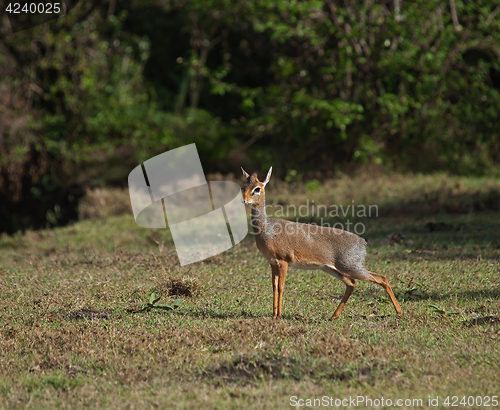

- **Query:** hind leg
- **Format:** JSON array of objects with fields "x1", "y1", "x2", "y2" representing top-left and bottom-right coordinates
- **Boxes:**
[
  {"x1": 367, "y1": 271, "x2": 402, "y2": 316},
  {"x1": 321, "y1": 265, "x2": 357, "y2": 319},
  {"x1": 332, "y1": 277, "x2": 356, "y2": 319}
]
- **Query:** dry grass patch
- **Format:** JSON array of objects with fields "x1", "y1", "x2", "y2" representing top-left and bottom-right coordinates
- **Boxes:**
[
  {"x1": 158, "y1": 276, "x2": 201, "y2": 298},
  {"x1": 465, "y1": 316, "x2": 500, "y2": 327},
  {"x1": 65, "y1": 309, "x2": 111, "y2": 321},
  {"x1": 78, "y1": 188, "x2": 131, "y2": 220}
]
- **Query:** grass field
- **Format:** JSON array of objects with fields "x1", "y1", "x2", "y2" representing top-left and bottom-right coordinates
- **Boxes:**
[{"x1": 1, "y1": 171, "x2": 500, "y2": 409}]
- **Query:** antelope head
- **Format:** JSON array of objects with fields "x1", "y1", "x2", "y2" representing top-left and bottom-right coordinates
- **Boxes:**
[{"x1": 241, "y1": 167, "x2": 272, "y2": 206}]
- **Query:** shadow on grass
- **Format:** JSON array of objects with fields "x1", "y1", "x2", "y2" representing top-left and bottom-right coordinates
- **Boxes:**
[
  {"x1": 173, "y1": 309, "x2": 268, "y2": 320},
  {"x1": 365, "y1": 217, "x2": 500, "y2": 259},
  {"x1": 384, "y1": 288, "x2": 500, "y2": 306},
  {"x1": 201, "y1": 354, "x2": 391, "y2": 385},
  {"x1": 422, "y1": 288, "x2": 500, "y2": 302},
  {"x1": 376, "y1": 189, "x2": 500, "y2": 217},
  {"x1": 278, "y1": 185, "x2": 500, "y2": 223},
  {"x1": 382, "y1": 249, "x2": 500, "y2": 262}
]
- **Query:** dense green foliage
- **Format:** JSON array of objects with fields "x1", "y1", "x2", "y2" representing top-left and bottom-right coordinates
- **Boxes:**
[{"x1": 0, "y1": 0, "x2": 499, "y2": 232}]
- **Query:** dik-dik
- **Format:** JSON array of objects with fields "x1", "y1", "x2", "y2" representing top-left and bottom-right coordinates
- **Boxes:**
[{"x1": 241, "y1": 167, "x2": 402, "y2": 320}]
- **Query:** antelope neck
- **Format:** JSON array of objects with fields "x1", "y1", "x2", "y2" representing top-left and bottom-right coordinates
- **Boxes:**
[{"x1": 250, "y1": 197, "x2": 269, "y2": 235}]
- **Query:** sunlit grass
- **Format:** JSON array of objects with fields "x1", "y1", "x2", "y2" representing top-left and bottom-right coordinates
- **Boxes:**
[{"x1": 1, "y1": 172, "x2": 499, "y2": 409}]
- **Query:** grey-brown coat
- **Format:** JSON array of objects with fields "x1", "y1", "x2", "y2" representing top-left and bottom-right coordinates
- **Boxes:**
[{"x1": 241, "y1": 167, "x2": 402, "y2": 319}]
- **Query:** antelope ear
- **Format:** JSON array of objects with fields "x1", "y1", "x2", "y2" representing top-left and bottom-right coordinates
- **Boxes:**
[
  {"x1": 262, "y1": 166, "x2": 273, "y2": 187},
  {"x1": 241, "y1": 167, "x2": 250, "y2": 179}
]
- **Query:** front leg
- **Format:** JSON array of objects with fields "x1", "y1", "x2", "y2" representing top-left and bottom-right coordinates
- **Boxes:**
[
  {"x1": 271, "y1": 264, "x2": 279, "y2": 318},
  {"x1": 276, "y1": 261, "x2": 288, "y2": 319}
]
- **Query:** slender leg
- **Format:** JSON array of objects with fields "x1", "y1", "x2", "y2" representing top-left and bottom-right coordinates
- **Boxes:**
[
  {"x1": 271, "y1": 264, "x2": 279, "y2": 319},
  {"x1": 332, "y1": 278, "x2": 356, "y2": 319},
  {"x1": 367, "y1": 271, "x2": 402, "y2": 316},
  {"x1": 276, "y1": 261, "x2": 288, "y2": 319}
]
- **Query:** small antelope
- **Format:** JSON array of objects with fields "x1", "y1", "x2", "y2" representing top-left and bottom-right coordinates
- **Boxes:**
[{"x1": 241, "y1": 167, "x2": 402, "y2": 320}]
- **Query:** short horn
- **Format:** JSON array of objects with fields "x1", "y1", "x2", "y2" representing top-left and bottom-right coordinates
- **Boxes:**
[
  {"x1": 263, "y1": 166, "x2": 273, "y2": 187},
  {"x1": 241, "y1": 167, "x2": 250, "y2": 179}
]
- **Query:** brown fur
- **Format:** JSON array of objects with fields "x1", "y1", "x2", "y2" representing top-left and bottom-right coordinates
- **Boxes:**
[{"x1": 241, "y1": 167, "x2": 402, "y2": 319}]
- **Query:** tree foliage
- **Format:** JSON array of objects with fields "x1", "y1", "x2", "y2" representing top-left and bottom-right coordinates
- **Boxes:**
[{"x1": 0, "y1": 0, "x2": 499, "y2": 232}]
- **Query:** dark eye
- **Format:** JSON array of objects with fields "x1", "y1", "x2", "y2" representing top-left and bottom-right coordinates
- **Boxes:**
[{"x1": 253, "y1": 187, "x2": 261, "y2": 195}]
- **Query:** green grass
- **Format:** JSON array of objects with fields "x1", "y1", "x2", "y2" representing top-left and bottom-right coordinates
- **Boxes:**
[{"x1": 1, "y1": 171, "x2": 500, "y2": 409}]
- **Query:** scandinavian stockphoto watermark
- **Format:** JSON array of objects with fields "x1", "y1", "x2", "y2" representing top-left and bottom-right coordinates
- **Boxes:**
[
  {"x1": 128, "y1": 144, "x2": 376, "y2": 265},
  {"x1": 290, "y1": 396, "x2": 424, "y2": 408},
  {"x1": 252, "y1": 200, "x2": 378, "y2": 236},
  {"x1": 128, "y1": 144, "x2": 248, "y2": 266},
  {"x1": 289, "y1": 395, "x2": 499, "y2": 407}
]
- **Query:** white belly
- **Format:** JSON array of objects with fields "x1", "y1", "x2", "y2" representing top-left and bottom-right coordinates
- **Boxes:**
[
  {"x1": 288, "y1": 262, "x2": 342, "y2": 279},
  {"x1": 288, "y1": 262, "x2": 323, "y2": 271}
]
